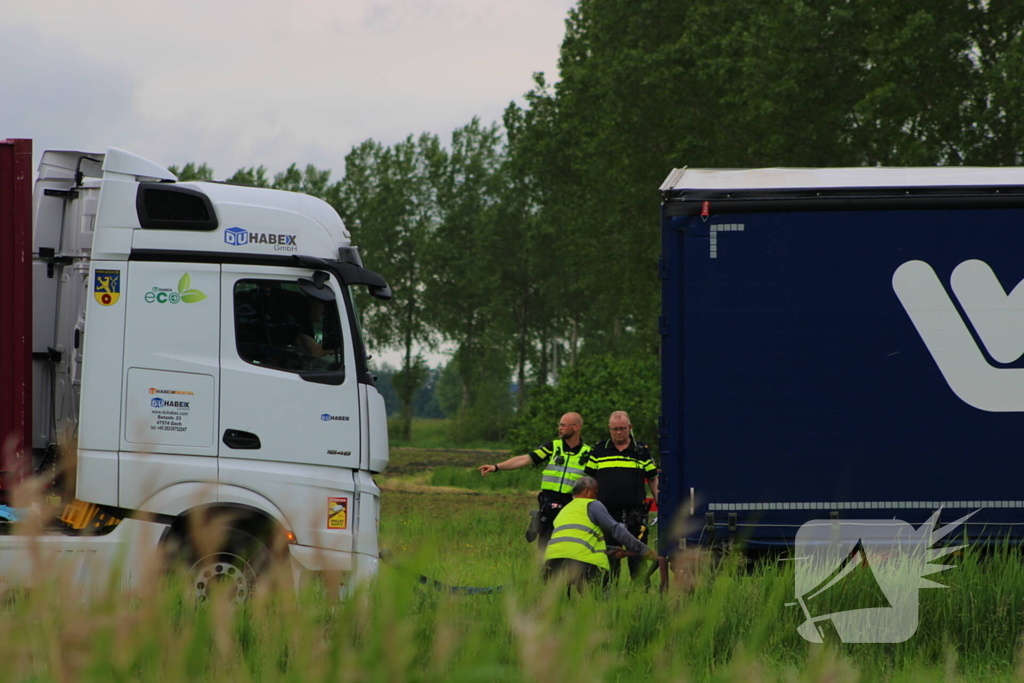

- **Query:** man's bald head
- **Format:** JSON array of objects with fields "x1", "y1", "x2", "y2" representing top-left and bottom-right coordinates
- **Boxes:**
[{"x1": 558, "y1": 412, "x2": 583, "y2": 442}]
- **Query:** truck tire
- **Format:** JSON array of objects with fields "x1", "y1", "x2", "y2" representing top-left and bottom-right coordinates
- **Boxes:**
[{"x1": 187, "y1": 527, "x2": 271, "y2": 603}]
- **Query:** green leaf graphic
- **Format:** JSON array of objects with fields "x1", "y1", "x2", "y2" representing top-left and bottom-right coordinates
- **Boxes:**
[
  {"x1": 178, "y1": 273, "x2": 191, "y2": 293},
  {"x1": 181, "y1": 290, "x2": 207, "y2": 303}
]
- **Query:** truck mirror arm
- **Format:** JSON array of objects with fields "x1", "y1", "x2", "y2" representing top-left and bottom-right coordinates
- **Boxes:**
[{"x1": 292, "y1": 255, "x2": 392, "y2": 301}]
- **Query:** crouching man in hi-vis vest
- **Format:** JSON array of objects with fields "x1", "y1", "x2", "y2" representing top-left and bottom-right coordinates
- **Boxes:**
[{"x1": 543, "y1": 476, "x2": 656, "y2": 593}]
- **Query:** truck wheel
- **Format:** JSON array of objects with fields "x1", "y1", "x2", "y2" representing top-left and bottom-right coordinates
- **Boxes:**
[{"x1": 188, "y1": 527, "x2": 270, "y2": 603}]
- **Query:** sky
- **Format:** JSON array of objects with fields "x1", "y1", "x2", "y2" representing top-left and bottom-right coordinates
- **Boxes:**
[
  {"x1": 1, "y1": 0, "x2": 575, "y2": 178},
  {"x1": 2, "y1": 0, "x2": 575, "y2": 368}
]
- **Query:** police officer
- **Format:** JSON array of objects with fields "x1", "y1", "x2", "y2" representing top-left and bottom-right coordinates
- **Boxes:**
[
  {"x1": 543, "y1": 476, "x2": 655, "y2": 594},
  {"x1": 477, "y1": 412, "x2": 591, "y2": 549},
  {"x1": 584, "y1": 410, "x2": 659, "y2": 584}
]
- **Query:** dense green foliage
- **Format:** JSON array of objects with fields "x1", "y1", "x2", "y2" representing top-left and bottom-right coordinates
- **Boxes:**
[
  {"x1": 507, "y1": 354, "x2": 660, "y2": 454},
  {"x1": 169, "y1": 1, "x2": 1024, "y2": 444}
]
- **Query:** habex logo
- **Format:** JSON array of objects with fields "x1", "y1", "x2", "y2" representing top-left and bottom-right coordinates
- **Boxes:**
[
  {"x1": 321, "y1": 414, "x2": 350, "y2": 422},
  {"x1": 224, "y1": 227, "x2": 249, "y2": 246},
  {"x1": 145, "y1": 273, "x2": 207, "y2": 305},
  {"x1": 148, "y1": 388, "x2": 195, "y2": 396},
  {"x1": 224, "y1": 226, "x2": 298, "y2": 252},
  {"x1": 151, "y1": 397, "x2": 190, "y2": 408},
  {"x1": 893, "y1": 259, "x2": 1024, "y2": 411}
]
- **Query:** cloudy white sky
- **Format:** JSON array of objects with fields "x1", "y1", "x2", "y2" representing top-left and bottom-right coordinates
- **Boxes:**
[{"x1": 2, "y1": 0, "x2": 575, "y2": 178}]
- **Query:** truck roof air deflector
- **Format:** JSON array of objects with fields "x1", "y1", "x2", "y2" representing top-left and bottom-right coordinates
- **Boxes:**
[{"x1": 136, "y1": 184, "x2": 218, "y2": 231}]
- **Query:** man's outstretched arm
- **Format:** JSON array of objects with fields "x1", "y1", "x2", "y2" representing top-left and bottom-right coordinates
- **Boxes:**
[{"x1": 477, "y1": 454, "x2": 534, "y2": 476}]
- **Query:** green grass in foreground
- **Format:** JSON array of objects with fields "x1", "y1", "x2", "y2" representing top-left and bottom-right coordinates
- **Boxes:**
[
  {"x1": 378, "y1": 487, "x2": 1024, "y2": 682},
  {"x1": 3, "y1": 445, "x2": 1024, "y2": 681},
  {"x1": 5, "y1": 498, "x2": 1024, "y2": 683}
]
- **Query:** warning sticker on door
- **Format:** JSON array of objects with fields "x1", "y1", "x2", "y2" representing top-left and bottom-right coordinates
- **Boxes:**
[{"x1": 328, "y1": 498, "x2": 348, "y2": 529}]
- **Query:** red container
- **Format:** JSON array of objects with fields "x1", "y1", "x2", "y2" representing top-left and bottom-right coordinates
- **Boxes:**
[{"x1": 0, "y1": 138, "x2": 32, "y2": 492}]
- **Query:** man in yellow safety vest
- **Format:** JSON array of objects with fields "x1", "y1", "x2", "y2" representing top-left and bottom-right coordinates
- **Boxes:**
[
  {"x1": 478, "y1": 412, "x2": 592, "y2": 549},
  {"x1": 542, "y1": 476, "x2": 655, "y2": 593}
]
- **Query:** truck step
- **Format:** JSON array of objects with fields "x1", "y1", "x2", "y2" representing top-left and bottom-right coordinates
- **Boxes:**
[{"x1": 59, "y1": 500, "x2": 122, "y2": 531}]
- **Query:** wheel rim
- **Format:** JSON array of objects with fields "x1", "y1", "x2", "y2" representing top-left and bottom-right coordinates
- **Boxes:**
[{"x1": 191, "y1": 553, "x2": 256, "y2": 603}]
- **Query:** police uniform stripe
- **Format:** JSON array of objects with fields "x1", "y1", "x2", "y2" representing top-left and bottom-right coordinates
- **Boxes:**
[
  {"x1": 588, "y1": 459, "x2": 648, "y2": 469},
  {"x1": 545, "y1": 464, "x2": 586, "y2": 475},
  {"x1": 552, "y1": 523, "x2": 602, "y2": 539},
  {"x1": 547, "y1": 537, "x2": 601, "y2": 554},
  {"x1": 539, "y1": 440, "x2": 593, "y2": 495}
]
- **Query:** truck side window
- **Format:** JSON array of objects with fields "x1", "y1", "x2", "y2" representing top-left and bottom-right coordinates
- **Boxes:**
[{"x1": 234, "y1": 279, "x2": 344, "y2": 375}]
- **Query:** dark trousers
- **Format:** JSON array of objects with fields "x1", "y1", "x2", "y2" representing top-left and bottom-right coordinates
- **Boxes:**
[
  {"x1": 535, "y1": 492, "x2": 570, "y2": 552},
  {"x1": 603, "y1": 507, "x2": 647, "y2": 585},
  {"x1": 542, "y1": 558, "x2": 604, "y2": 595}
]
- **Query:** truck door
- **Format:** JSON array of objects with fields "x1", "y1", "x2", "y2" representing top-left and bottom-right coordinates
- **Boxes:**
[
  {"x1": 119, "y1": 262, "x2": 221, "y2": 509},
  {"x1": 218, "y1": 265, "x2": 361, "y2": 470}
]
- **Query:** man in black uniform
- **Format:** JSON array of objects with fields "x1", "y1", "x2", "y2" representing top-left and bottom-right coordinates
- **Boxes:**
[
  {"x1": 584, "y1": 410, "x2": 659, "y2": 584},
  {"x1": 477, "y1": 412, "x2": 592, "y2": 550}
]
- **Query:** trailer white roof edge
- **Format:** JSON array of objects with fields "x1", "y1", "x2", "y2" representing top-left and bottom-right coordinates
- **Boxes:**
[{"x1": 662, "y1": 167, "x2": 1024, "y2": 191}]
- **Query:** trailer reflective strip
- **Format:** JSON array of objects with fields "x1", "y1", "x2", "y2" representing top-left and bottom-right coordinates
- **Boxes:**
[
  {"x1": 709, "y1": 223, "x2": 744, "y2": 259},
  {"x1": 707, "y1": 501, "x2": 1021, "y2": 511}
]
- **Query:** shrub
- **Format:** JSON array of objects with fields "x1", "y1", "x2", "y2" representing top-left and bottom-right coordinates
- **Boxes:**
[{"x1": 508, "y1": 353, "x2": 660, "y2": 455}]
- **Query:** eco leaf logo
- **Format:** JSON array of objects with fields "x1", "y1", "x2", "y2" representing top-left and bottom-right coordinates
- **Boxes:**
[
  {"x1": 790, "y1": 509, "x2": 974, "y2": 643},
  {"x1": 144, "y1": 273, "x2": 207, "y2": 304},
  {"x1": 177, "y1": 273, "x2": 207, "y2": 303},
  {"x1": 893, "y1": 260, "x2": 1024, "y2": 411}
]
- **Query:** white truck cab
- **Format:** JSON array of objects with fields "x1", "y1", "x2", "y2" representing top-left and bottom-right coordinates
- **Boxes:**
[{"x1": 1, "y1": 146, "x2": 391, "y2": 597}]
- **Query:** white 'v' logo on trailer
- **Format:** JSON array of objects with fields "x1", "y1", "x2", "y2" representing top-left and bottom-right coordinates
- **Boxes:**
[{"x1": 893, "y1": 259, "x2": 1024, "y2": 411}]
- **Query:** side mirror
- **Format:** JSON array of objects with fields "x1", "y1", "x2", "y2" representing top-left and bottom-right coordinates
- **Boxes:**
[
  {"x1": 297, "y1": 271, "x2": 336, "y2": 301},
  {"x1": 337, "y1": 263, "x2": 392, "y2": 301},
  {"x1": 291, "y1": 255, "x2": 392, "y2": 301}
]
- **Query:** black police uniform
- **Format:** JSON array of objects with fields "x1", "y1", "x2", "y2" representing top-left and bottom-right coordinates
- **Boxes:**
[{"x1": 584, "y1": 437, "x2": 657, "y2": 583}]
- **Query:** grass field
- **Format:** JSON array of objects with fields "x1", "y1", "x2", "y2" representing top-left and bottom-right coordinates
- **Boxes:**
[
  {"x1": 376, "y1": 447, "x2": 1024, "y2": 681},
  {"x1": 3, "y1": 444, "x2": 1024, "y2": 681},
  {"x1": 387, "y1": 417, "x2": 511, "y2": 451}
]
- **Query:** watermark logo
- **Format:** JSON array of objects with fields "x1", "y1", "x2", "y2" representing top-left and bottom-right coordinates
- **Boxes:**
[
  {"x1": 789, "y1": 509, "x2": 974, "y2": 643},
  {"x1": 894, "y1": 260, "x2": 1024, "y2": 411},
  {"x1": 144, "y1": 273, "x2": 207, "y2": 305}
]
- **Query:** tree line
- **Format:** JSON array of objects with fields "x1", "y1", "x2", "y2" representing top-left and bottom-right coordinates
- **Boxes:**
[{"x1": 170, "y1": 0, "x2": 1024, "y2": 450}]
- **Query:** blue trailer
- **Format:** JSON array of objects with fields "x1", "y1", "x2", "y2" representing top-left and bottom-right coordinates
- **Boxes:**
[{"x1": 658, "y1": 167, "x2": 1024, "y2": 556}]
